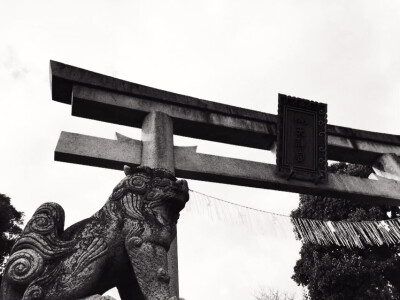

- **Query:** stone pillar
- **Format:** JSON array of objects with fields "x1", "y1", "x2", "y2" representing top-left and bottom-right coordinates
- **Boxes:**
[
  {"x1": 141, "y1": 111, "x2": 179, "y2": 298},
  {"x1": 141, "y1": 111, "x2": 174, "y2": 171},
  {"x1": 167, "y1": 237, "x2": 179, "y2": 299}
]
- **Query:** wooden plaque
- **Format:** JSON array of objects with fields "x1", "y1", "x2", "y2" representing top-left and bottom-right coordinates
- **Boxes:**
[{"x1": 276, "y1": 94, "x2": 327, "y2": 183}]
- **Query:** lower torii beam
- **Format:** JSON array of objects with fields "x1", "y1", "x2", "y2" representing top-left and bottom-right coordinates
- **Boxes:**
[
  {"x1": 373, "y1": 153, "x2": 400, "y2": 182},
  {"x1": 55, "y1": 131, "x2": 400, "y2": 206}
]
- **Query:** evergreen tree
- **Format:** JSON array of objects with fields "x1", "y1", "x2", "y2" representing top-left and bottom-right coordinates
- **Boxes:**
[
  {"x1": 291, "y1": 163, "x2": 400, "y2": 300},
  {"x1": 0, "y1": 194, "x2": 23, "y2": 286}
]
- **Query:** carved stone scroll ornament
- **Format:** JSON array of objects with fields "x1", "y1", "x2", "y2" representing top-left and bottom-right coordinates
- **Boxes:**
[{"x1": 1, "y1": 166, "x2": 189, "y2": 300}]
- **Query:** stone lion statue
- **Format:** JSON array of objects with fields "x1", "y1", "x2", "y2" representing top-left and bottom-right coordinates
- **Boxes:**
[{"x1": 1, "y1": 166, "x2": 189, "y2": 300}]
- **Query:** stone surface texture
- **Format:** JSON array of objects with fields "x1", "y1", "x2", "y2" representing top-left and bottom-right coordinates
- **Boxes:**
[
  {"x1": 55, "y1": 132, "x2": 400, "y2": 205},
  {"x1": 0, "y1": 166, "x2": 189, "y2": 300},
  {"x1": 51, "y1": 60, "x2": 400, "y2": 161},
  {"x1": 140, "y1": 111, "x2": 179, "y2": 298},
  {"x1": 373, "y1": 153, "x2": 400, "y2": 181},
  {"x1": 79, "y1": 295, "x2": 116, "y2": 300}
]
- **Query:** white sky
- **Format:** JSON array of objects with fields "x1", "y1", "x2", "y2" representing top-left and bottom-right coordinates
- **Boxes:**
[{"x1": 1, "y1": 1, "x2": 400, "y2": 299}]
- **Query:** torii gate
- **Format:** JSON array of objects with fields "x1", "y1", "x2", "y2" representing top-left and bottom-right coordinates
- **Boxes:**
[{"x1": 50, "y1": 60, "x2": 400, "y2": 297}]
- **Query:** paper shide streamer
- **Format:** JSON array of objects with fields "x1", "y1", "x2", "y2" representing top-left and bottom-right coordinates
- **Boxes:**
[{"x1": 188, "y1": 190, "x2": 400, "y2": 249}]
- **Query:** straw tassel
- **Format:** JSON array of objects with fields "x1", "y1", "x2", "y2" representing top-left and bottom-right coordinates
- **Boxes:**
[{"x1": 188, "y1": 190, "x2": 400, "y2": 249}]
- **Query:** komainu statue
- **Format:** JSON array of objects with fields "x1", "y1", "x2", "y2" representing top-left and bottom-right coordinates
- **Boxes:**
[{"x1": 1, "y1": 166, "x2": 189, "y2": 300}]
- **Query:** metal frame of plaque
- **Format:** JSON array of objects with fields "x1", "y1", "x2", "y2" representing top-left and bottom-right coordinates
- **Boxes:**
[{"x1": 276, "y1": 94, "x2": 327, "y2": 183}]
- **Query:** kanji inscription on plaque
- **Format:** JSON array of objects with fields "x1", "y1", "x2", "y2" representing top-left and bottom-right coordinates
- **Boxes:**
[{"x1": 276, "y1": 94, "x2": 327, "y2": 183}]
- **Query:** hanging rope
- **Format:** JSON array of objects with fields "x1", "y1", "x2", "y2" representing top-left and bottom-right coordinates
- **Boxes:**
[{"x1": 188, "y1": 189, "x2": 400, "y2": 249}]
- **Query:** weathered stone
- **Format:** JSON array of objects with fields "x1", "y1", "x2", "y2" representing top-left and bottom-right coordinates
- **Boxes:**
[
  {"x1": 141, "y1": 112, "x2": 179, "y2": 298},
  {"x1": 373, "y1": 153, "x2": 400, "y2": 181},
  {"x1": 50, "y1": 60, "x2": 400, "y2": 163},
  {"x1": 79, "y1": 295, "x2": 116, "y2": 300},
  {"x1": 55, "y1": 132, "x2": 400, "y2": 205},
  {"x1": 55, "y1": 131, "x2": 142, "y2": 171},
  {"x1": 1, "y1": 166, "x2": 189, "y2": 300},
  {"x1": 141, "y1": 111, "x2": 174, "y2": 171}
]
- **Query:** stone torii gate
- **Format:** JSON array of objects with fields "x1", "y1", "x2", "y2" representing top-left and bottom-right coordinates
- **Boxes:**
[{"x1": 50, "y1": 60, "x2": 400, "y2": 297}]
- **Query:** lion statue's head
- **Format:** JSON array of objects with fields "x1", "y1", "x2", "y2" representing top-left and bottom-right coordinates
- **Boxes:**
[{"x1": 101, "y1": 166, "x2": 189, "y2": 226}]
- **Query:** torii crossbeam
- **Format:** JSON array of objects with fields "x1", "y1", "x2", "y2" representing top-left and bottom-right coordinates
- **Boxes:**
[{"x1": 50, "y1": 60, "x2": 400, "y2": 296}]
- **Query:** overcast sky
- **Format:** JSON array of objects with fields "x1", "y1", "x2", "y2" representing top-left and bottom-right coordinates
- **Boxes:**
[{"x1": 1, "y1": 1, "x2": 400, "y2": 299}]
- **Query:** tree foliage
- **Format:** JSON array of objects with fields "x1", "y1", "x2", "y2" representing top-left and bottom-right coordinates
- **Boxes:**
[
  {"x1": 0, "y1": 194, "x2": 23, "y2": 286},
  {"x1": 254, "y1": 288, "x2": 295, "y2": 300},
  {"x1": 291, "y1": 163, "x2": 400, "y2": 300}
]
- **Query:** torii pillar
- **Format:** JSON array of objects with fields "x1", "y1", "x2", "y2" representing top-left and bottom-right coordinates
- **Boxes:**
[{"x1": 141, "y1": 111, "x2": 179, "y2": 298}]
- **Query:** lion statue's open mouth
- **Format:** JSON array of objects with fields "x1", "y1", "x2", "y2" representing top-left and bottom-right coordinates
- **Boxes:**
[{"x1": 108, "y1": 166, "x2": 189, "y2": 224}]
